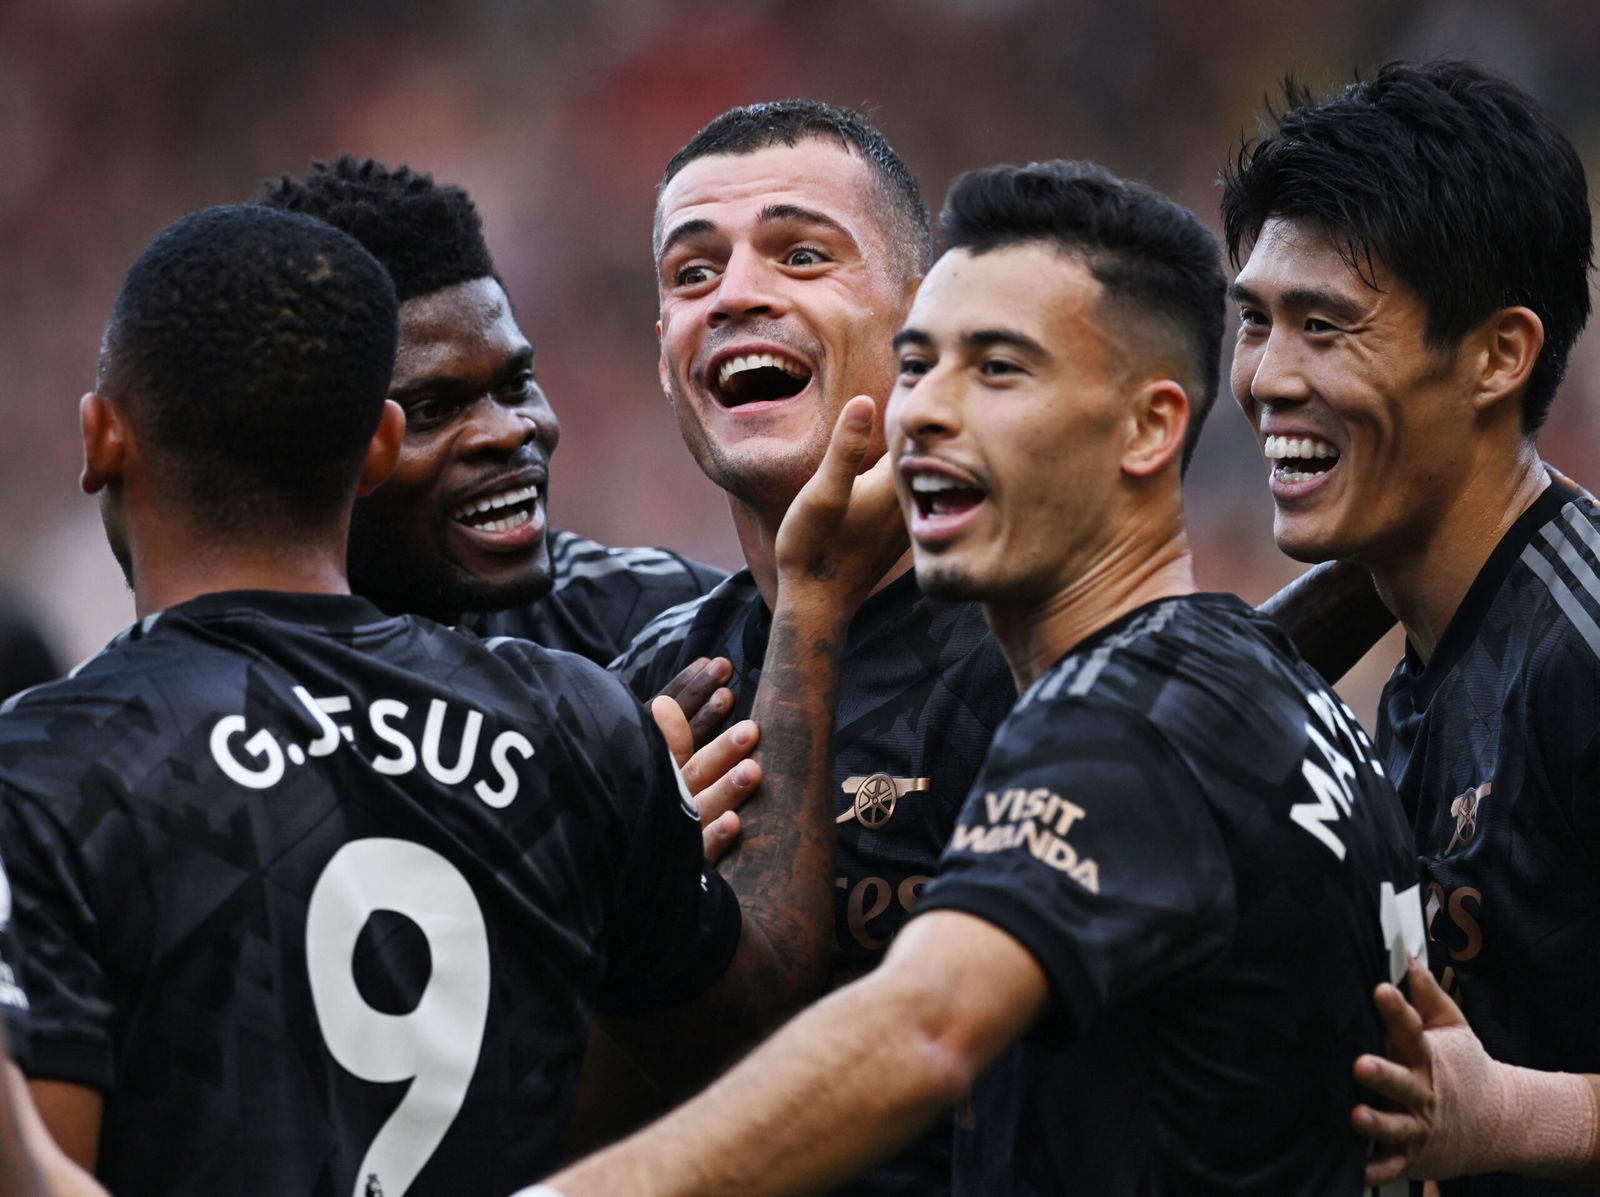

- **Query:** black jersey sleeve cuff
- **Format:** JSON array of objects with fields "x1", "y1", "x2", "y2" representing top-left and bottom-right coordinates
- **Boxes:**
[
  {"x1": 21, "y1": 1034, "x2": 111, "y2": 1091},
  {"x1": 913, "y1": 881, "x2": 1099, "y2": 1043}
]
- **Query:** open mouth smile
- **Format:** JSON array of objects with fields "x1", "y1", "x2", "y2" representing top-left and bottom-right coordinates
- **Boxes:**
[
  {"x1": 450, "y1": 480, "x2": 543, "y2": 537},
  {"x1": 901, "y1": 461, "x2": 987, "y2": 545},
  {"x1": 710, "y1": 349, "x2": 813, "y2": 408},
  {"x1": 1263, "y1": 433, "x2": 1340, "y2": 485}
]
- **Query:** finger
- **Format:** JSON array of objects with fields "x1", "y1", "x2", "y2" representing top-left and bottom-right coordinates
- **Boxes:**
[
  {"x1": 1372, "y1": 981, "x2": 1427, "y2": 1065},
  {"x1": 808, "y1": 396, "x2": 878, "y2": 504},
  {"x1": 659, "y1": 657, "x2": 733, "y2": 721},
  {"x1": 1363, "y1": 1144, "x2": 1409, "y2": 1187},
  {"x1": 1406, "y1": 956, "x2": 1468, "y2": 1031},
  {"x1": 649, "y1": 695, "x2": 693, "y2": 769},
  {"x1": 686, "y1": 687, "x2": 735, "y2": 749},
  {"x1": 1354, "y1": 1052, "x2": 1432, "y2": 1109},
  {"x1": 695, "y1": 759, "x2": 761, "y2": 829},
  {"x1": 702, "y1": 810, "x2": 741, "y2": 864},
  {"x1": 1352, "y1": 1102, "x2": 1425, "y2": 1147},
  {"x1": 680, "y1": 719, "x2": 759, "y2": 794}
]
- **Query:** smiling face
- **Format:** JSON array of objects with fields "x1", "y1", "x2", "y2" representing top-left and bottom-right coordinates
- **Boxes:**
[
  {"x1": 654, "y1": 140, "x2": 909, "y2": 515},
  {"x1": 888, "y1": 245, "x2": 1138, "y2": 608},
  {"x1": 347, "y1": 276, "x2": 561, "y2": 621},
  {"x1": 1229, "y1": 218, "x2": 1478, "y2": 569}
]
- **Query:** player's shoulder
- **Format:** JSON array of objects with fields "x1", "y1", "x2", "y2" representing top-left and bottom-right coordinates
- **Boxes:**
[
  {"x1": 1511, "y1": 490, "x2": 1600, "y2": 665},
  {"x1": 608, "y1": 569, "x2": 762, "y2": 685},
  {"x1": 1020, "y1": 593, "x2": 1279, "y2": 709},
  {"x1": 547, "y1": 528, "x2": 727, "y2": 596},
  {"x1": 480, "y1": 629, "x2": 648, "y2": 723}
]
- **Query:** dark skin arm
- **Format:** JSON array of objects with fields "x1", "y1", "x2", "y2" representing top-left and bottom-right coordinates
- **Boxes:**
[
  {"x1": 12, "y1": 1074, "x2": 104, "y2": 1196},
  {"x1": 1259, "y1": 559, "x2": 1395, "y2": 686}
]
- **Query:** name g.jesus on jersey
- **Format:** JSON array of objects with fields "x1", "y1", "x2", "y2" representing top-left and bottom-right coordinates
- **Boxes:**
[{"x1": 209, "y1": 683, "x2": 534, "y2": 806}]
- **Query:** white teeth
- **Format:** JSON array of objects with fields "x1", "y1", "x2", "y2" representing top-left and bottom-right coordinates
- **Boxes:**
[
  {"x1": 717, "y1": 352, "x2": 808, "y2": 386},
  {"x1": 475, "y1": 509, "x2": 533, "y2": 533},
  {"x1": 910, "y1": 474, "x2": 965, "y2": 493},
  {"x1": 1263, "y1": 434, "x2": 1338, "y2": 461},
  {"x1": 453, "y1": 484, "x2": 539, "y2": 521}
]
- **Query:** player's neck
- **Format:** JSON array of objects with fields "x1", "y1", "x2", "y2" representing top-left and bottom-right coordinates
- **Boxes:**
[
  {"x1": 730, "y1": 495, "x2": 913, "y2": 612},
  {"x1": 126, "y1": 512, "x2": 354, "y2": 618},
  {"x1": 987, "y1": 530, "x2": 1196, "y2": 695},
  {"x1": 1366, "y1": 446, "x2": 1547, "y2": 664}
]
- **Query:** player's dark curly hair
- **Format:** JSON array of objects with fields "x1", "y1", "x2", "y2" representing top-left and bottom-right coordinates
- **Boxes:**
[
  {"x1": 98, "y1": 204, "x2": 398, "y2": 533},
  {"x1": 658, "y1": 99, "x2": 931, "y2": 284},
  {"x1": 1221, "y1": 59, "x2": 1592, "y2": 433},
  {"x1": 942, "y1": 159, "x2": 1224, "y2": 473},
  {"x1": 257, "y1": 154, "x2": 496, "y2": 302}
]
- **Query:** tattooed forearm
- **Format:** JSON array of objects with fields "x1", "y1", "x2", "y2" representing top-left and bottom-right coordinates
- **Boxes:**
[
  {"x1": 1260, "y1": 559, "x2": 1395, "y2": 685},
  {"x1": 718, "y1": 607, "x2": 846, "y2": 1016}
]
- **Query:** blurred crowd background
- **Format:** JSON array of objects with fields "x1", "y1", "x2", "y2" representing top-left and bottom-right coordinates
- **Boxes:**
[{"x1": 2, "y1": 0, "x2": 1597, "y2": 726}]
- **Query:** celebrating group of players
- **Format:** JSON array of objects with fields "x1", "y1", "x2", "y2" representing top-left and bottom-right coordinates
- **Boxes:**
[{"x1": 0, "y1": 54, "x2": 1591, "y2": 1197}]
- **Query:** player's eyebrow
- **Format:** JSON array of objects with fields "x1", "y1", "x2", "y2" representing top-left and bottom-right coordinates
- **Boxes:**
[
  {"x1": 965, "y1": 328, "x2": 1048, "y2": 359},
  {"x1": 757, "y1": 203, "x2": 851, "y2": 241},
  {"x1": 892, "y1": 328, "x2": 932, "y2": 352},
  {"x1": 1228, "y1": 281, "x2": 1367, "y2": 325},
  {"x1": 390, "y1": 344, "x2": 534, "y2": 399},
  {"x1": 657, "y1": 218, "x2": 716, "y2": 263}
]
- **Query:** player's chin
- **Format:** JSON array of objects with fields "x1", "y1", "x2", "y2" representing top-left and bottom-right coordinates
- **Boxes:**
[
  {"x1": 910, "y1": 554, "x2": 984, "y2": 603},
  {"x1": 1270, "y1": 515, "x2": 1351, "y2": 566},
  {"x1": 444, "y1": 564, "x2": 556, "y2": 616}
]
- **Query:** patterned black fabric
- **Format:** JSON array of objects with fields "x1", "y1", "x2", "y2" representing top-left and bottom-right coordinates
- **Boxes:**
[
  {"x1": 613, "y1": 567, "x2": 1015, "y2": 1197},
  {"x1": 1380, "y1": 481, "x2": 1600, "y2": 1197},
  {"x1": 919, "y1": 594, "x2": 1419, "y2": 1196},
  {"x1": 473, "y1": 529, "x2": 726, "y2": 665},
  {"x1": 0, "y1": 590, "x2": 739, "y2": 1196},
  {"x1": 0, "y1": 854, "x2": 31, "y2": 1069}
]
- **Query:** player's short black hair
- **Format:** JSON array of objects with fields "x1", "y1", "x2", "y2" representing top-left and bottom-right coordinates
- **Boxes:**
[
  {"x1": 98, "y1": 204, "x2": 398, "y2": 532},
  {"x1": 1221, "y1": 59, "x2": 1593, "y2": 433},
  {"x1": 942, "y1": 160, "x2": 1224, "y2": 473},
  {"x1": 257, "y1": 154, "x2": 497, "y2": 302},
  {"x1": 658, "y1": 99, "x2": 932, "y2": 283}
]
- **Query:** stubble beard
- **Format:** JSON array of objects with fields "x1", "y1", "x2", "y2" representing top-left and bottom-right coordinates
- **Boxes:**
[{"x1": 347, "y1": 498, "x2": 554, "y2": 622}]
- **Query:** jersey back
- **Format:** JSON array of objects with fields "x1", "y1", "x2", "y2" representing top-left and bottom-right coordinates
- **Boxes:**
[
  {"x1": 0, "y1": 591, "x2": 738, "y2": 1197},
  {"x1": 918, "y1": 594, "x2": 1422, "y2": 1195}
]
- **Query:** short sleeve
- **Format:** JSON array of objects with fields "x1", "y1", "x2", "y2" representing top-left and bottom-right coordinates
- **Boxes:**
[
  {"x1": 0, "y1": 783, "x2": 116, "y2": 1088},
  {"x1": 592, "y1": 706, "x2": 742, "y2": 1017},
  {"x1": 915, "y1": 699, "x2": 1235, "y2": 1038}
]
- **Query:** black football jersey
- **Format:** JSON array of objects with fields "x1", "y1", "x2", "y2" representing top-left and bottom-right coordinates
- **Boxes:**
[
  {"x1": 1379, "y1": 481, "x2": 1600, "y2": 1197},
  {"x1": 0, "y1": 590, "x2": 739, "y2": 1197},
  {"x1": 612, "y1": 568, "x2": 1015, "y2": 1197},
  {"x1": 472, "y1": 529, "x2": 726, "y2": 665},
  {"x1": 917, "y1": 593, "x2": 1421, "y2": 1196},
  {"x1": 0, "y1": 853, "x2": 31, "y2": 1066}
]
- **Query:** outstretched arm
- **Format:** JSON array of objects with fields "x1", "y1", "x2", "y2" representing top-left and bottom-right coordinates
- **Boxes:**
[
  {"x1": 545, "y1": 910, "x2": 1047, "y2": 1197},
  {"x1": 1354, "y1": 957, "x2": 1600, "y2": 1186},
  {"x1": 1259, "y1": 560, "x2": 1395, "y2": 685}
]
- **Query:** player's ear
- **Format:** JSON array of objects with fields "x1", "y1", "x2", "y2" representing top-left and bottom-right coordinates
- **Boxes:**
[
  {"x1": 657, "y1": 344, "x2": 672, "y2": 403},
  {"x1": 1471, "y1": 306, "x2": 1544, "y2": 416},
  {"x1": 357, "y1": 400, "x2": 405, "y2": 497},
  {"x1": 1122, "y1": 379, "x2": 1188, "y2": 478},
  {"x1": 80, "y1": 391, "x2": 128, "y2": 495}
]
